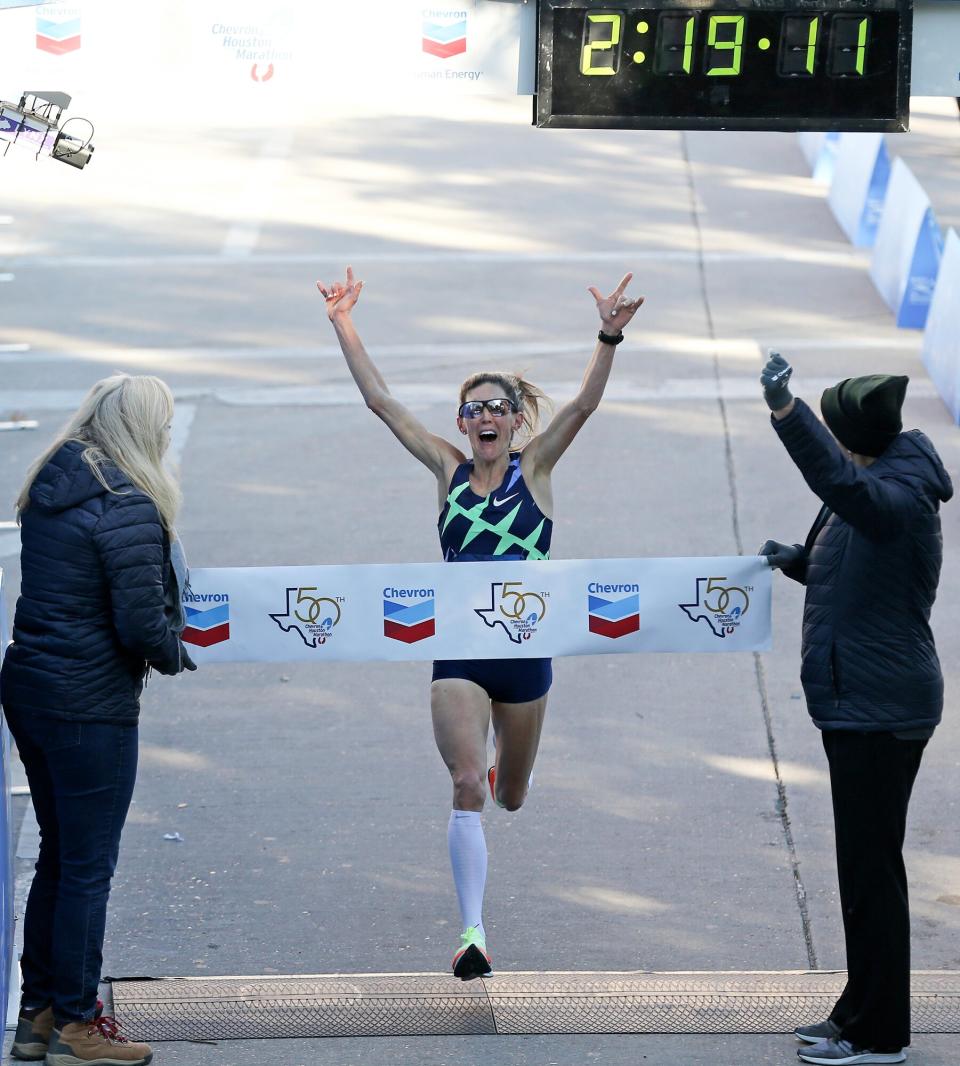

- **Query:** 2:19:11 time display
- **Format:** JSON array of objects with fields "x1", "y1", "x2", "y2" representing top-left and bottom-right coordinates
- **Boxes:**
[
  {"x1": 581, "y1": 10, "x2": 873, "y2": 79},
  {"x1": 536, "y1": 1, "x2": 908, "y2": 131}
]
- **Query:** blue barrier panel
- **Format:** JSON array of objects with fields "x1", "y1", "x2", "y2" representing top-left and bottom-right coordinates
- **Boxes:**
[
  {"x1": 870, "y1": 157, "x2": 945, "y2": 330},
  {"x1": 827, "y1": 132, "x2": 891, "y2": 247},
  {"x1": 798, "y1": 130, "x2": 839, "y2": 186},
  {"x1": 0, "y1": 568, "x2": 13, "y2": 1031},
  {"x1": 922, "y1": 229, "x2": 960, "y2": 424}
]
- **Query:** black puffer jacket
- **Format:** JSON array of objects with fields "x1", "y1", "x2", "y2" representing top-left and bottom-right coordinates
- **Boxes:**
[
  {"x1": 0, "y1": 441, "x2": 182, "y2": 725},
  {"x1": 772, "y1": 399, "x2": 952, "y2": 733}
]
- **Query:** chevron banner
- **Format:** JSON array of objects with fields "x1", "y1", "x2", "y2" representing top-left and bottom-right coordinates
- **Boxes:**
[
  {"x1": 180, "y1": 556, "x2": 771, "y2": 664},
  {"x1": 35, "y1": 4, "x2": 80, "y2": 54},
  {"x1": 422, "y1": 13, "x2": 467, "y2": 59}
]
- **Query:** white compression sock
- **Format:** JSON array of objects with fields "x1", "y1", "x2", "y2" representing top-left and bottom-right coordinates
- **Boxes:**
[{"x1": 447, "y1": 809, "x2": 487, "y2": 938}]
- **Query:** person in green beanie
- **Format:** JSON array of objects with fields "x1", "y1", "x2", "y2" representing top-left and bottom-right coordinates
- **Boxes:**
[{"x1": 758, "y1": 352, "x2": 953, "y2": 1066}]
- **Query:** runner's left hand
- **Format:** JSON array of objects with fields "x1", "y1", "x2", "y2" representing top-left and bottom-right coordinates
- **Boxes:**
[
  {"x1": 317, "y1": 265, "x2": 363, "y2": 321},
  {"x1": 589, "y1": 273, "x2": 644, "y2": 334}
]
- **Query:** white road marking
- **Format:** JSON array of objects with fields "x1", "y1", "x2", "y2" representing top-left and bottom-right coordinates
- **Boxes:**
[
  {"x1": 167, "y1": 403, "x2": 197, "y2": 468},
  {"x1": 8, "y1": 804, "x2": 39, "y2": 1029},
  {"x1": 0, "y1": 378, "x2": 939, "y2": 413},
  {"x1": 15, "y1": 804, "x2": 39, "y2": 863},
  {"x1": 5, "y1": 247, "x2": 869, "y2": 270},
  {"x1": 0, "y1": 335, "x2": 920, "y2": 366},
  {"x1": 0, "y1": 274, "x2": 14, "y2": 282},
  {"x1": 0, "y1": 345, "x2": 29, "y2": 353},
  {"x1": 220, "y1": 128, "x2": 294, "y2": 257}
]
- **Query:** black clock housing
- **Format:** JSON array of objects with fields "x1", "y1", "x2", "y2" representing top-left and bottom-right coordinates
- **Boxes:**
[{"x1": 536, "y1": 0, "x2": 912, "y2": 131}]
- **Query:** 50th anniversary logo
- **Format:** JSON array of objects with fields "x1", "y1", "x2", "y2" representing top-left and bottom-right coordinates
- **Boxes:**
[
  {"x1": 270, "y1": 587, "x2": 344, "y2": 648},
  {"x1": 679, "y1": 577, "x2": 752, "y2": 638}
]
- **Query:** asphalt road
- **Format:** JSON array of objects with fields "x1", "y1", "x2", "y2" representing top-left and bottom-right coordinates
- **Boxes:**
[{"x1": 1, "y1": 94, "x2": 958, "y2": 1065}]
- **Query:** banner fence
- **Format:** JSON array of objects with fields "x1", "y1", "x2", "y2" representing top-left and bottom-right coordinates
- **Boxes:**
[{"x1": 0, "y1": 569, "x2": 14, "y2": 1032}]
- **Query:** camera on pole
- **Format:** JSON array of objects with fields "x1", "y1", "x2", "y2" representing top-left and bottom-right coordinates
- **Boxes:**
[{"x1": 0, "y1": 90, "x2": 94, "y2": 169}]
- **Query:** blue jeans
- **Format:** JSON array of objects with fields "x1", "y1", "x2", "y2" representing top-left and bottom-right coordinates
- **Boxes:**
[{"x1": 4, "y1": 708, "x2": 138, "y2": 1023}]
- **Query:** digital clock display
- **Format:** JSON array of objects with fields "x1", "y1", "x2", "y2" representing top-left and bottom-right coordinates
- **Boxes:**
[{"x1": 536, "y1": 0, "x2": 912, "y2": 131}]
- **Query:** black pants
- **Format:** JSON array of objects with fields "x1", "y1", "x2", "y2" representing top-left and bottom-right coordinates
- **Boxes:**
[
  {"x1": 5, "y1": 706, "x2": 138, "y2": 1023},
  {"x1": 822, "y1": 729, "x2": 927, "y2": 1051}
]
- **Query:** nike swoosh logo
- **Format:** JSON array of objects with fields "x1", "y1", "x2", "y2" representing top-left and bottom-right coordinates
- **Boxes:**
[{"x1": 492, "y1": 493, "x2": 519, "y2": 507}]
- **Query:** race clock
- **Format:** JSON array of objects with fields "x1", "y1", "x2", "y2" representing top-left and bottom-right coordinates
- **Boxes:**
[{"x1": 536, "y1": 0, "x2": 913, "y2": 131}]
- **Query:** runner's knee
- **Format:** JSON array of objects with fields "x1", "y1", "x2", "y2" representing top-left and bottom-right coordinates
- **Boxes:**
[{"x1": 451, "y1": 768, "x2": 486, "y2": 811}]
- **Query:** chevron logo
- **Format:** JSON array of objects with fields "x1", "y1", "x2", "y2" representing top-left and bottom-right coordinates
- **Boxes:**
[
  {"x1": 182, "y1": 597, "x2": 231, "y2": 648},
  {"x1": 422, "y1": 15, "x2": 467, "y2": 59},
  {"x1": 383, "y1": 595, "x2": 436, "y2": 644},
  {"x1": 36, "y1": 12, "x2": 81, "y2": 55},
  {"x1": 588, "y1": 591, "x2": 640, "y2": 640}
]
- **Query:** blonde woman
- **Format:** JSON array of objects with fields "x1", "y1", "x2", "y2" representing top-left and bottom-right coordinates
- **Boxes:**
[
  {"x1": 1, "y1": 375, "x2": 195, "y2": 1066},
  {"x1": 318, "y1": 267, "x2": 643, "y2": 980}
]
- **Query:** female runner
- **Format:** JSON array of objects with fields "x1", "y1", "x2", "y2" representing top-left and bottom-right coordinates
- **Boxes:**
[{"x1": 318, "y1": 267, "x2": 643, "y2": 979}]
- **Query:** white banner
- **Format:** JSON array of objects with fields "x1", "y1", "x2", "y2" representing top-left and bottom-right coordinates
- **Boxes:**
[
  {"x1": 181, "y1": 556, "x2": 771, "y2": 664},
  {"x1": 0, "y1": 1, "x2": 527, "y2": 124}
]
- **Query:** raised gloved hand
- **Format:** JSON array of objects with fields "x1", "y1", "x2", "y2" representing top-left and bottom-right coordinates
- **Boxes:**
[
  {"x1": 760, "y1": 350, "x2": 794, "y2": 412},
  {"x1": 758, "y1": 540, "x2": 804, "y2": 570}
]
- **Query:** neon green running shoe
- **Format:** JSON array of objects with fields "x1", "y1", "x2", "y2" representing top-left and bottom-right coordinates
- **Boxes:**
[{"x1": 452, "y1": 926, "x2": 492, "y2": 981}]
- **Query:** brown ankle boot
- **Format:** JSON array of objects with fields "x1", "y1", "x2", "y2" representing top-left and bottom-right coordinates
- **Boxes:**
[
  {"x1": 46, "y1": 1016, "x2": 152, "y2": 1065},
  {"x1": 11, "y1": 1005, "x2": 54, "y2": 1060}
]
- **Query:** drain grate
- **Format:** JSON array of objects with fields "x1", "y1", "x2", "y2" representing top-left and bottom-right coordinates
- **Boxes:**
[{"x1": 109, "y1": 970, "x2": 960, "y2": 1041}]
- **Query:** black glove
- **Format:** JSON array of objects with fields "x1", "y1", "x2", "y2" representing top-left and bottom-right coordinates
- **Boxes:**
[
  {"x1": 758, "y1": 540, "x2": 804, "y2": 570},
  {"x1": 760, "y1": 350, "x2": 794, "y2": 412},
  {"x1": 180, "y1": 640, "x2": 198, "y2": 672}
]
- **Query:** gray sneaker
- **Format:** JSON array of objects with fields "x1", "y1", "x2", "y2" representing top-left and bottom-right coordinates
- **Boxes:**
[
  {"x1": 795, "y1": 1018, "x2": 842, "y2": 1044},
  {"x1": 797, "y1": 1038, "x2": 906, "y2": 1065}
]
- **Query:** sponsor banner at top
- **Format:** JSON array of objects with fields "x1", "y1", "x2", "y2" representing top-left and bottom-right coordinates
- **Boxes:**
[
  {"x1": 182, "y1": 0, "x2": 525, "y2": 100},
  {"x1": 0, "y1": 1, "x2": 527, "y2": 118},
  {"x1": 181, "y1": 556, "x2": 772, "y2": 664},
  {"x1": 35, "y1": 3, "x2": 80, "y2": 54}
]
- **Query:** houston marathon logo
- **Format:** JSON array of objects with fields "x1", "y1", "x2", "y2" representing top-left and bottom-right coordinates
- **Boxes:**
[
  {"x1": 588, "y1": 581, "x2": 640, "y2": 639},
  {"x1": 679, "y1": 576, "x2": 751, "y2": 639},
  {"x1": 181, "y1": 592, "x2": 230, "y2": 648},
  {"x1": 422, "y1": 7, "x2": 467, "y2": 59},
  {"x1": 476, "y1": 581, "x2": 547, "y2": 644},
  {"x1": 383, "y1": 584, "x2": 436, "y2": 644},
  {"x1": 270, "y1": 587, "x2": 344, "y2": 648}
]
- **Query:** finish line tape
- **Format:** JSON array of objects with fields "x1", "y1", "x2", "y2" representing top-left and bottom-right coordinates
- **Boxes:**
[{"x1": 181, "y1": 556, "x2": 771, "y2": 664}]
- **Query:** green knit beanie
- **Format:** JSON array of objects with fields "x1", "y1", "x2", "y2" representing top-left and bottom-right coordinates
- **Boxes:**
[{"x1": 820, "y1": 374, "x2": 909, "y2": 457}]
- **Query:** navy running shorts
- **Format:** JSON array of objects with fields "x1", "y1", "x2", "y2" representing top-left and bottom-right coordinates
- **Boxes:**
[{"x1": 431, "y1": 657, "x2": 552, "y2": 704}]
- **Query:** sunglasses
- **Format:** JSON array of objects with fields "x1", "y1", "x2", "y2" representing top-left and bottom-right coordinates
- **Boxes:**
[{"x1": 458, "y1": 398, "x2": 518, "y2": 419}]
